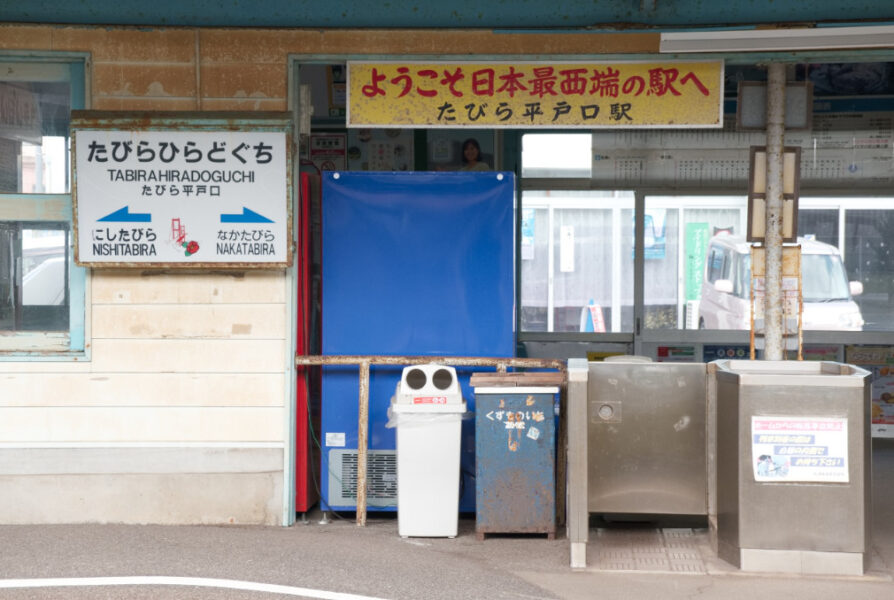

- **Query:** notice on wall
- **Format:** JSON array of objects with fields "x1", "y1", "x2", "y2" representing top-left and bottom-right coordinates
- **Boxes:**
[
  {"x1": 0, "y1": 82, "x2": 41, "y2": 144},
  {"x1": 521, "y1": 208, "x2": 535, "y2": 261},
  {"x1": 750, "y1": 245, "x2": 801, "y2": 333},
  {"x1": 590, "y1": 97, "x2": 894, "y2": 187},
  {"x1": 346, "y1": 128, "x2": 414, "y2": 171},
  {"x1": 309, "y1": 133, "x2": 346, "y2": 172},
  {"x1": 684, "y1": 222, "x2": 710, "y2": 302},
  {"x1": 72, "y1": 113, "x2": 292, "y2": 268},
  {"x1": 845, "y1": 345, "x2": 894, "y2": 438},
  {"x1": 801, "y1": 345, "x2": 842, "y2": 362},
  {"x1": 752, "y1": 416, "x2": 849, "y2": 483},
  {"x1": 656, "y1": 345, "x2": 696, "y2": 362}
]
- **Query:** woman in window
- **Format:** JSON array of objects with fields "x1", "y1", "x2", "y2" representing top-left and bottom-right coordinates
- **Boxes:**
[{"x1": 461, "y1": 138, "x2": 490, "y2": 171}]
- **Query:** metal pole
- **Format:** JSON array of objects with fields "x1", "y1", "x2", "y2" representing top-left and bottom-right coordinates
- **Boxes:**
[
  {"x1": 764, "y1": 63, "x2": 786, "y2": 360},
  {"x1": 295, "y1": 355, "x2": 566, "y2": 371},
  {"x1": 356, "y1": 360, "x2": 370, "y2": 526},
  {"x1": 566, "y1": 359, "x2": 589, "y2": 568}
]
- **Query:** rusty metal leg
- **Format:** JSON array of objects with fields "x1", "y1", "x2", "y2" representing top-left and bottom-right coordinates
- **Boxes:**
[{"x1": 356, "y1": 360, "x2": 370, "y2": 527}]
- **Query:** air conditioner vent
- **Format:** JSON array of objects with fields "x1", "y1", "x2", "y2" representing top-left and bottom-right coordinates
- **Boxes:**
[{"x1": 327, "y1": 449, "x2": 397, "y2": 508}]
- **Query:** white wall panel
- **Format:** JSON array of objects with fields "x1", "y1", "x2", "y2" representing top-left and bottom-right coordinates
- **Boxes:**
[
  {"x1": 89, "y1": 339, "x2": 286, "y2": 372},
  {"x1": 0, "y1": 407, "x2": 283, "y2": 442},
  {"x1": 0, "y1": 373, "x2": 284, "y2": 406},
  {"x1": 92, "y1": 304, "x2": 286, "y2": 339},
  {"x1": 91, "y1": 270, "x2": 287, "y2": 304}
]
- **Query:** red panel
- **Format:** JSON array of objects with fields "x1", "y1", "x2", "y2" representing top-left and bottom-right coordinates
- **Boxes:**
[{"x1": 295, "y1": 167, "x2": 320, "y2": 512}]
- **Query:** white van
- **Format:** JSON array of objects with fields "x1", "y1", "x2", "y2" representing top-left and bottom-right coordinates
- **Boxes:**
[{"x1": 698, "y1": 234, "x2": 864, "y2": 331}]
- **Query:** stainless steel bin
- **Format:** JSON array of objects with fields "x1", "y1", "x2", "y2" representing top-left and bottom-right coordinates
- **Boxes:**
[
  {"x1": 713, "y1": 360, "x2": 871, "y2": 575},
  {"x1": 587, "y1": 360, "x2": 708, "y2": 516}
]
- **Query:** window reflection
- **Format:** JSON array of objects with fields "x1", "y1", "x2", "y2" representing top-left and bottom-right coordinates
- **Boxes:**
[
  {"x1": 0, "y1": 80, "x2": 71, "y2": 194},
  {"x1": 520, "y1": 191, "x2": 633, "y2": 332},
  {"x1": 521, "y1": 134, "x2": 591, "y2": 178}
]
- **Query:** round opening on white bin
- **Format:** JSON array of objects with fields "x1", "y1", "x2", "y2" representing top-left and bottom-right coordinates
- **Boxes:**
[
  {"x1": 432, "y1": 368, "x2": 454, "y2": 390},
  {"x1": 405, "y1": 368, "x2": 427, "y2": 390}
]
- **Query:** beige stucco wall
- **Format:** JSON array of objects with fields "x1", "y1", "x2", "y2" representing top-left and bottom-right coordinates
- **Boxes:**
[
  {"x1": 1, "y1": 24, "x2": 657, "y2": 112},
  {"x1": 0, "y1": 23, "x2": 654, "y2": 524}
]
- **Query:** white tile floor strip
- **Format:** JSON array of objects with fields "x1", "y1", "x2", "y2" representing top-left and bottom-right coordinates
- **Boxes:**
[{"x1": 0, "y1": 576, "x2": 391, "y2": 600}]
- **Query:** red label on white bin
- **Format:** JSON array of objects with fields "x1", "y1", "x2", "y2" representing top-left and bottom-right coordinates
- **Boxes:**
[{"x1": 413, "y1": 396, "x2": 448, "y2": 404}]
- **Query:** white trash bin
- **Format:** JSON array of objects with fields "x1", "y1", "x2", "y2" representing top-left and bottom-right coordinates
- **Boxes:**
[{"x1": 389, "y1": 364, "x2": 466, "y2": 538}]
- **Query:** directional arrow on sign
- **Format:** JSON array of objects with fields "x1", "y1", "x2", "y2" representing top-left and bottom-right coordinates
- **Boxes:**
[
  {"x1": 98, "y1": 206, "x2": 152, "y2": 222},
  {"x1": 220, "y1": 207, "x2": 274, "y2": 223}
]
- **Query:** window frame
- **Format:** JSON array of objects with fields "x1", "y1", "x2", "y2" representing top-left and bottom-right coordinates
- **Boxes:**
[
  {"x1": 0, "y1": 56, "x2": 88, "y2": 358},
  {"x1": 518, "y1": 133, "x2": 894, "y2": 348}
]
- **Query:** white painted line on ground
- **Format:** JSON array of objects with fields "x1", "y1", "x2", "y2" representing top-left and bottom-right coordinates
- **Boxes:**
[{"x1": 0, "y1": 576, "x2": 391, "y2": 600}]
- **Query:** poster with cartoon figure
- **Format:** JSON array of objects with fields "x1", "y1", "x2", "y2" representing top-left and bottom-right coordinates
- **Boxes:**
[{"x1": 752, "y1": 416, "x2": 849, "y2": 483}]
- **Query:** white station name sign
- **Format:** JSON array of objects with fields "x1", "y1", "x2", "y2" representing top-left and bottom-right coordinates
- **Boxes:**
[{"x1": 73, "y1": 114, "x2": 292, "y2": 268}]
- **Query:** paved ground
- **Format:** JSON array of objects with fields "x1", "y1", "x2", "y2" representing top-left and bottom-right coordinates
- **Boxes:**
[{"x1": 1, "y1": 439, "x2": 892, "y2": 599}]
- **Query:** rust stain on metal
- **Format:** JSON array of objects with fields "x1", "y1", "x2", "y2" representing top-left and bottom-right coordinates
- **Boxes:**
[
  {"x1": 476, "y1": 467, "x2": 556, "y2": 539},
  {"x1": 295, "y1": 354, "x2": 566, "y2": 372}
]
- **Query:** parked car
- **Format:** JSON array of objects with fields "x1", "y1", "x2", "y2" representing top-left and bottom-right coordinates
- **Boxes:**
[
  {"x1": 698, "y1": 234, "x2": 864, "y2": 331},
  {"x1": 22, "y1": 233, "x2": 66, "y2": 306},
  {"x1": 22, "y1": 255, "x2": 65, "y2": 306}
]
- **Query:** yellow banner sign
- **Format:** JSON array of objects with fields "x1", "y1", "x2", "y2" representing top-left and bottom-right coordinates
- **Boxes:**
[{"x1": 348, "y1": 61, "x2": 723, "y2": 128}]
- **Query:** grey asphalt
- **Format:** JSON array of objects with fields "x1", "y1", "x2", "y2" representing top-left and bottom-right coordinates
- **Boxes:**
[{"x1": 1, "y1": 439, "x2": 893, "y2": 600}]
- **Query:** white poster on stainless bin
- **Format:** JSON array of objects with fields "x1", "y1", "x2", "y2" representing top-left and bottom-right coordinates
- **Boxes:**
[{"x1": 751, "y1": 416, "x2": 849, "y2": 483}]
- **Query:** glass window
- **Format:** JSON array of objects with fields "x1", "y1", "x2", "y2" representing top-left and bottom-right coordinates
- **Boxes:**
[
  {"x1": 521, "y1": 134, "x2": 591, "y2": 178},
  {"x1": 799, "y1": 208, "x2": 838, "y2": 247},
  {"x1": 520, "y1": 190, "x2": 633, "y2": 332},
  {"x1": 844, "y1": 205, "x2": 894, "y2": 332},
  {"x1": 802, "y1": 254, "x2": 850, "y2": 302},
  {"x1": 643, "y1": 196, "x2": 746, "y2": 330},
  {"x1": 0, "y1": 65, "x2": 72, "y2": 194},
  {"x1": 638, "y1": 196, "x2": 894, "y2": 333},
  {"x1": 0, "y1": 223, "x2": 69, "y2": 331},
  {"x1": 0, "y1": 59, "x2": 84, "y2": 353},
  {"x1": 706, "y1": 248, "x2": 724, "y2": 284}
]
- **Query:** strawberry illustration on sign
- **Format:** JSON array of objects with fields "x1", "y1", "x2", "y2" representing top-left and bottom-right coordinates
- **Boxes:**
[{"x1": 171, "y1": 218, "x2": 199, "y2": 257}]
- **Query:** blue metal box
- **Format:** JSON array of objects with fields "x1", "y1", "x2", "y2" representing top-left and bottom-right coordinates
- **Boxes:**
[{"x1": 474, "y1": 387, "x2": 558, "y2": 539}]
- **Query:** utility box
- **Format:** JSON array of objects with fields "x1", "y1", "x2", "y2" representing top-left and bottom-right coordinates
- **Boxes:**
[
  {"x1": 391, "y1": 364, "x2": 466, "y2": 538},
  {"x1": 712, "y1": 360, "x2": 872, "y2": 575},
  {"x1": 473, "y1": 385, "x2": 558, "y2": 540}
]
